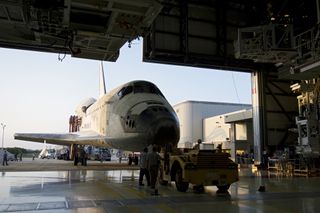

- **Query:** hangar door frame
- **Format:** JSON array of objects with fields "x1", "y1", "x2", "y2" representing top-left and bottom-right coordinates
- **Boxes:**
[{"x1": 142, "y1": 0, "x2": 300, "y2": 164}]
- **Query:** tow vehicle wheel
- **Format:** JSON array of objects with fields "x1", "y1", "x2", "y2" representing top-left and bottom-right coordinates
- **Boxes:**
[
  {"x1": 217, "y1": 184, "x2": 230, "y2": 193},
  {"x1": 160, "y1": 180, "x2": 168, "y2": 186},
  {"x1": 175, "y1": 167, "x2": 189, "y2": 192},
  {"x1": 193, "y1": 185, "x2": 205, "y2": 193}
]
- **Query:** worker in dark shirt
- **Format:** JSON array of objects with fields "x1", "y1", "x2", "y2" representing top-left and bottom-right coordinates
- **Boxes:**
[
  {"x1": 147, "y1": 146, "x2": 161, "y2": 194},
  {"x1": 139, "y1": 147, "x2": 150, "y2": 186},
  {"x1": 193, "y1": 139, "x2": 202, "y2": 150},
  {"x1": 2, "y1": 150, "x2": 8, "y2": 166}
]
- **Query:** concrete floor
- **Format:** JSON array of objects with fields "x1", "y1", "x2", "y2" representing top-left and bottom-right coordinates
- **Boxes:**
[
  {"x1": 0, "y1": 157, "x2": 139, "y2": 171},
  {"x1": 1, "y1": 162, "x2": 320, "y2": 212}
]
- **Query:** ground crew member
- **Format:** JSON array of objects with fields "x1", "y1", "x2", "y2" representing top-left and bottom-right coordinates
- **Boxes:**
[
  {"x1": 2, "y1": 150, "x2": 8, "y2": 166},
  {"x1": 81, "y1": 148, "x2": 87, "y2": 166},
  {"x1": 139, "y1": 147, "x2": 150, "y2": 186},
  {"x1": 147, "y1": 146, "x2": 161, "y2": 194},
  {"x1": 74, "y1": 145, "x2": 80, "y2": 166},
  {"x1": 128, "y1": 153, "x2": 133, "y2": 165},
  {"x1": 193, "y1": 139, "x2": 202, "y2": 150}
]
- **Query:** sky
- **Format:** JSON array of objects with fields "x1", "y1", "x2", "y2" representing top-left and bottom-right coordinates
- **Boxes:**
[{"x1": 0, "y1": 40, "x2": 252, "y2": 150}]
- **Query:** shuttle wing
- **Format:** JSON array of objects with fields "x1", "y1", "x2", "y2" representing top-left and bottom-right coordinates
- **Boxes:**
[
  {"x1": 14, "y1": 131, "x2": 107, "y2": 147},
  {"x1": 14, "y1": 131, "x2": 142, "y2": 149}
]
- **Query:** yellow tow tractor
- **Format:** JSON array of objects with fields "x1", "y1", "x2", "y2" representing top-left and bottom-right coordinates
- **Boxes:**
[{"x1": 159, "y1": 147, "x2": 239, "y2": 193}]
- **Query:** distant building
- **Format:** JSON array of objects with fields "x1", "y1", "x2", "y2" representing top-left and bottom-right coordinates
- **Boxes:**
[
  {"x1": 203, "y1": 109, "x2": 253, "y2": 161},
  {"x1": 173, "y1": 100, "x2": 251, "y2": 148}
]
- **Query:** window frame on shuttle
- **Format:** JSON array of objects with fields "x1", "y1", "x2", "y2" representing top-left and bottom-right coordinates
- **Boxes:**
[
  {"x1": 117, "y1": 81, "x2": 165, "y2": 99},
  {"x1": 132, "y1": 82, "x2": 165, "y2": 97},
  {"x1": 117, "y1": 85, "x2": 133, "y2": 99}
]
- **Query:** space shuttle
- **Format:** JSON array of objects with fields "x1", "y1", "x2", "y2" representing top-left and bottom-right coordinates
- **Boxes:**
[{"x1": 14, "y1": 63, "x2": 180, "y2": 152}]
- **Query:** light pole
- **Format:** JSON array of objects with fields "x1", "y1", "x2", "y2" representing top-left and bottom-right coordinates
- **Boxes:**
[{"x1": 1, "y1": 123, "x2": 6, "y2": 151}]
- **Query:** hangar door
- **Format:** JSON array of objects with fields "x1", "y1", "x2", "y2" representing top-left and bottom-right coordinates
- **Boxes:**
[{"x1": 143, "y1": 0, "x2": 259, "y2": 71}]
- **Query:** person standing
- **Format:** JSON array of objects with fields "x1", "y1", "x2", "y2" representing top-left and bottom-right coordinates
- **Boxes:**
[
  {"x1": 2, "y1": 150, "x2": 8, "y2": 166},
  {"x1": 134, "y1": 154, "x2": 139, "y2": 165},
  {"x1": 128, "y1": 153, "x2": 133, "y2": 165},
  {"x1": 139, "y1": 148, "x2": 150, "y2": 186},
  {"x1": 74, "y1": 146, "x2": 79, "y2": 166},
  {"x1": 147, "y1": 146, "x2": 161, "y2": 193},
  {"x1": 116, "y1": 150, "x2": 122, "y2": 163},
  {"x1": 193, "y1": 139, "x2": 202, "y2": 150},
  {"x1": 66, "y1": 149, "x2": 70, "y2": 160},
  {"x1": 81, "y1": 148, "x2": 87, "y2": 166},
  {"x1": 100, "y1": 150, "x2": 103, "y2": 163}
]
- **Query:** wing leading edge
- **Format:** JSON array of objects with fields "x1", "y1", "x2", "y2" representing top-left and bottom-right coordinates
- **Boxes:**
[
  {"x1": 14, "y1": 131, "x2": 143, "y2": 150},
  {"x1": 14, "y1": 131, "x2": 107, "y2": 147}
]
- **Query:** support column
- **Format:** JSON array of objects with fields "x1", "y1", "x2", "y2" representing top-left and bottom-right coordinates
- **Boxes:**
[
  {"x1": 229, "y1": 123, "x2": 236, "y2": 162},
  {"x1": 317, "y1": 0, "x2": 320, "y2": 23},
  {"x1": 251, "y1": 71, "x2": 266, "y2": 165}
]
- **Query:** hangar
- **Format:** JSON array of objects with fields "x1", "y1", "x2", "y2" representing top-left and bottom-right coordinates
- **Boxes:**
[{"x1": 0, "y1": 0, "x2": 319, "y2": 166}]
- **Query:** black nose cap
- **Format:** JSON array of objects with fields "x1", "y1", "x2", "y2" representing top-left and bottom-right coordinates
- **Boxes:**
[
  {"x1": 149, "y1": 118, "x2": 180, "y2": 147},
  {"x1": 137, "y1": 106, "x2": 180, "y2": 147}
]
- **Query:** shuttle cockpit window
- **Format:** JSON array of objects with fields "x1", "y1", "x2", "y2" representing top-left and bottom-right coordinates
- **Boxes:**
[
  {"x1": 133, "y1": 82, "x2": 164, "y2": 97},
  {"x1": 117, "y1": 86, "x2": 133, "y2": 99}
]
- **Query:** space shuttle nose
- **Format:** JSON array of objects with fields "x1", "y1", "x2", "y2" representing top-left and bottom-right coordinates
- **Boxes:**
[{"x1": 137, "y1": 106, "x2": 180, "y2": 147}]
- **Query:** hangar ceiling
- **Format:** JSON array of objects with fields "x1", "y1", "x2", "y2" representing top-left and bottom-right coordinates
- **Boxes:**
[
  {"x1": 0, "y1": 0, "x2": 162, "y2": 61},
  {"x1": 0, "y1": 0, "x2": 317, "y2": 72},
  {"x1": 143, "y1": 0, "x2": 318, "y2": 73}
]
